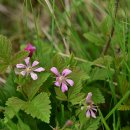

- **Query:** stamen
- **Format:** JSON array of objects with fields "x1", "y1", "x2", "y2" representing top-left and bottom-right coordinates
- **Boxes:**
[{"x1": 26, "y1": 66, "x2": 32, "y2": 73}]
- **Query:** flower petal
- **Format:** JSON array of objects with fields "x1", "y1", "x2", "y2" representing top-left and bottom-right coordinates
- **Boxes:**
[
  {"x1": 16, "y1": 64, "x2": 26, "y2": 69},
  {"x1": 90, "y1": 110, "x2": 96, "y2": 118},
  {"x1": 61, "y1": 83, "x2": 68, "y2": 92},
  {"x1": 54, "y1": 81, "x2": 60, "y2": 87},
  {"x1": 25, "y1": 57, "x2": 30, "y2": 66},
  {"x1": 32, "y1": 61, "x2": 39, "y2": 67},
  {"x1": 50, "y1": 67, "x2": 60, "y2": 76},
  {"x1": 62, "y1": 69, "x2": 72, "y2": 76},
  {"x1": 20, "y1": 71, "x2": 26, "y2": 76},
  {"x1": 66, "y1": 79, "x2": 74, "y2": 86},
  {"x1": 92, "y1": 107, "x2": 97, "y2": 112},
  {"x1": 86, "y1": 92, "x2": 93, "y2": 103},
  {"x1": 34, "y1": 67, "x2": 45, "y2": 72},
  {"x1": 30, "y1": 72, "x2": 38, "y2": 80},
  {"x1": 86, "y1": 110, "x2": 90, "y2": 118}
]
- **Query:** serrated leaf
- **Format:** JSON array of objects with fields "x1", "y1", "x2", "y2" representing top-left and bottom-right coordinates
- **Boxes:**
[
  {"x1": 89, "y1": 68, "x2": 110, "y2": 82},
  {"x1": 23, "y1": 92, "x2": 51, "y2": 123},
  {"x1": 93, "y1": 55, "x2": 113, "y2": 66},
  {"x1": 118, "y1": 104, "x2": 130, "y2": 111},
  {"x1": 81, "y1": 117, "x2": 101, "y2": 130},
  {"x1": 84, "y1": 32, "x2": 104, "y2": 46},
  {"x1": 23, "y1": 73, "x2": 50, "y2": 100},
  {"x1": 0, "y1": 35, "x2": 12, "y2": 62},
  {"x1": 0, "y1": 35, "x2": 12, "y2": 73},
  {"x1": 70, "y1": 93, "x2": 85, "y2": 105},
  {"x1": 68, "y1": 81, "x2": 84, "y2": 105},
  {"x1": 68, "y1": 69, "x2": 89, "y2": 105},
  {"x1": 11, "y1": 51, "x2": 29, "y2": 66},
  {"x1": 83, "y1": 87, "x2": 105, "y2": 104},
  {"x1": 52, "y1": 54, "x2": 64, "y2": 69},
  {"x1": 55, "y1": 87, "x2": 67, "y2": 101},
  {"x1": 4, "y1": 97, "x2": 26, "y2": 122}
]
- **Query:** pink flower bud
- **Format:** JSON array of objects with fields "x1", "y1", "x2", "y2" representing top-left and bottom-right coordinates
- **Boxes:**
[{"x1": 24, "y1": 43, "x2": 36, "y2": 57}]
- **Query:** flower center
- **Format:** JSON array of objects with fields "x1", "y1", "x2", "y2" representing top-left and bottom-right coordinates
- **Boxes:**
[
  {"x1": 26, "y1": 66, "x2": 32, "y2": 73},
  {"x1": 59, "y1": 76, "x2": 65, "y2": 82}
]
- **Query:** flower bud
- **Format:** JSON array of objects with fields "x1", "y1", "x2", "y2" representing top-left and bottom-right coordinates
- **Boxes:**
[
  {"x1": 24, "y1": 43, "x2": 36, "y2": 57},
  {"x1": 66, "y1": 120, "x2": 73, "y2": 127}
]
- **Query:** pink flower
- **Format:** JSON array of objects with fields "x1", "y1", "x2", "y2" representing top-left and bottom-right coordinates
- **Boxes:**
[
  {"x1": 86, "y1": 92, "x2": 97, "y2": 118},
  {"x1": 16, "y1": 57, "x2": 45, "y2": 80},
  {"x1": 50, "y1": 67, "x2": 74, "y2": 93},
  {"x1": 24, "y1": 43, "x2": 36, "y2": 57}
]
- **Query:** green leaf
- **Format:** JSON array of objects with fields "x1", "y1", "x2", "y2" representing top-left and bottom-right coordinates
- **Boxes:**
[
  {"x1": 4, "y1": 93, "x2": 51, "y2": 123},
  {"x1": 89, "y1": 68, "x2": 110, "y2": 82},
  {"x1": 68, "y1": 80, "x2": 84, "y2": 105},
  {"x1": 118, "y1": 104, "x2": 130, "y2": 111},
  {"x1": 55, "y1": 87, "x2": 67, "y2": 101},
  {"x1": 5, "y1": 116, "x2": 31, "y2": 130},
  {"x1": 23, "y1": 92, "x2": 51, "y2": 123},
  {"x1": 11, "y1": 51, "x2": 29, "y2": 66},
  {"x1": 83, "y1": 87, "x2": 105, "y2": 104},
  {"x1": 68, "y1": 69, "x2": 89, "y2": 105},
  {"x1": 52, "y1": 54, "x2": 64, "y2": 69},
  {"x1": 23, "y1": 73, "x2": 50, "y2": 100},
  {"x1": 6, "y1": 120, "x2": 17, "y2": 130},
  {"x1": 17, "y1": 117, "x2": 31, "y2": 130},
  {"x1": 4, "y1": 97, "x2": 26, "y2": 123},
  {"x1": 0, "y1": 71, "x2": 17, "y2": 105},
  {"x1": 0, "y1": 35, "x2": 12, "y2": 62},
  {"x1": 0, "y1": 35, "x2": 12, "y2": 73},
  {"x1": 93, "y1": 55, "x2": 113, "y2": 66},
  {"x1": 84, "y1": 32, "x2": 104, "y2": 46},
  {"x1": 81, "y1": 117, "x2": 101, "y2": 130}
]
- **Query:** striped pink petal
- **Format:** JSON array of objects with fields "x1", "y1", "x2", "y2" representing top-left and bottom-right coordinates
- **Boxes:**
[
  {"x1": 34, "y1": 67, "x2": 45, "y2": 72},
  {"x1": 61, "y1": 83, "x2": 68, "y2": 93},
  {"x1": 62, "y1": 69, "x2": 72, "y2": 76},
  {"x1": 16, "y1": 64, "x2": 26, "y2": 69},
  {"x1": 86, "y1": 110, "x2": 90, "y2": 118},
  {"x1": 66, "y1": 79, "x2": 74, "y2": 86},
  {"x1": 25, "y1": 57, "x2": 30, "y2": 66},
  {"x1": 32, "y1": 61, "x2": 39, "y2": 67},
  {"x1": 90, "y1": 110, "x2": 96, "y2": 118},
  {"x1": 54, "y1": 81, "x2": 60, "y2": 87},
  {"x1": 30, "y1": 72, "x2": 38, "y2": 80},
  {"x1": 92, "y1": 107, "x2": 97, "y2": 112},
  {"x1": 50, "y1": 67, "x2": 60, "y2": 76}
]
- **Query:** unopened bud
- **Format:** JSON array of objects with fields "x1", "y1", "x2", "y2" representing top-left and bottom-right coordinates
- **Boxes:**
[{"x1": 66, "y1": 120, "x2": 73, "y2": 127}]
